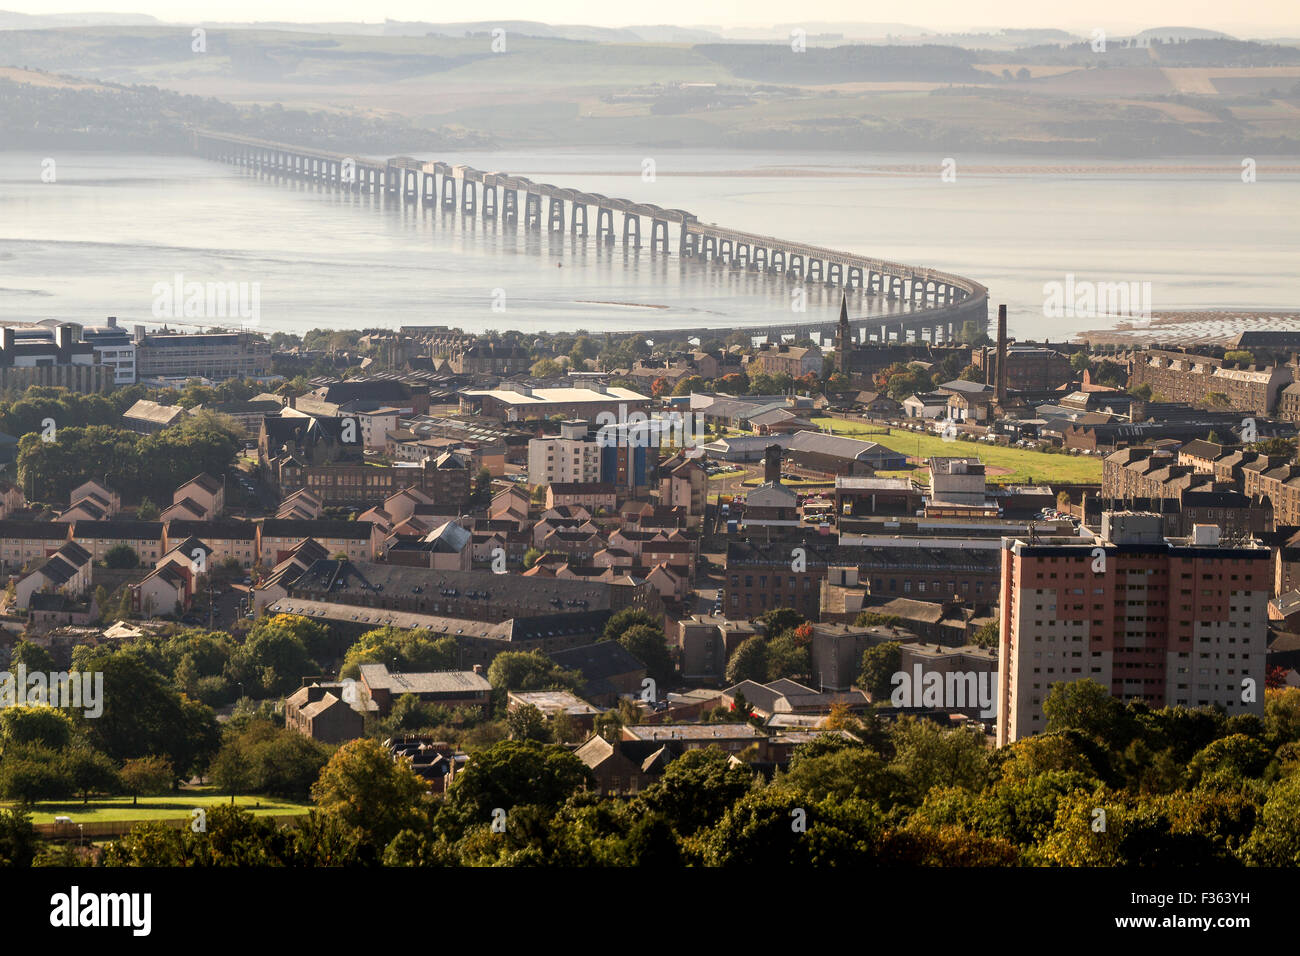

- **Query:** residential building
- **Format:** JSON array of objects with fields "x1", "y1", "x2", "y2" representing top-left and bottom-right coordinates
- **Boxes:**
[
  {"x1": 528, "y1": 420, "x2": 603, "y2": 486},
  {"x1": 1128, "y1": 348, "x2": 1293, "y2": 416},
  {"x1": 14, "y1": 541, "x2": 92, "y2": 610},
  {"x1": 284, "y1": 683, "x2": 365, "y2": 744},
  {"x1": 997, "y1": 513, "x2": 1271, "y2": 745}
]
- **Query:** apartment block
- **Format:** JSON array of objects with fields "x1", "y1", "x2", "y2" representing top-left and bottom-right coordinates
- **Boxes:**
[{"x1": 997, "y1": 512, "x2": 1270, "y2": 746}]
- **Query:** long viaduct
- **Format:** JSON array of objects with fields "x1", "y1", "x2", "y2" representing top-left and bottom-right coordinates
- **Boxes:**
[{"x1": 190, "y1": 129, "x2": 988, "y2": 345}]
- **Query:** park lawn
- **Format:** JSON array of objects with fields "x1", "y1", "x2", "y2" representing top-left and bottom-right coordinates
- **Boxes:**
[
  {"x1": 16, "y1": 789, "x2": 312, "y2": 825},
  {"x1": 810, "y1": 417, "x2": 1102, "y2": 485}
]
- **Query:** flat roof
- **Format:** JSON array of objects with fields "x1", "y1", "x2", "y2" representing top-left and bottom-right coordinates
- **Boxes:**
[{"x1": 464, "y1": 386, "x2": 646, "y2": 405}]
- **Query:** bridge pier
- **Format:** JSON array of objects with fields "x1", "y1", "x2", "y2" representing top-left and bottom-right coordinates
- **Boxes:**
[
  {"x1": 828, "y1": 262, "x2": 843, "y2": 286},
  {"x1": 651, "y1": 219, "x2": 669, "y2": 254},
  {"x1": 753, "y1": 247, "x2": 768, "y2": 270},
  {"x1": 597, "y1": 207, "x2": 615, "y2": 244},
  {"x1": 770, "y1": 250, "x2": 785, "y2": 273},
  {"x1": 572, "y1": 203, "x2": 588, "y2": 237},
  {"x1": 548, "y1": 197, "x2": 565, "y2": 234},
  {"x1": 441, "y1": 176, "x2": 457, "y2": 209},
  {"x1": 403, "y1": 169, "x2": 419, "y2": 203},
  {"x1": 463, "y1": 181, "x2": 477, "y2": 215},
  {"x1": 483, "y1": 184, "x2": 498, "y2": 219},
  {"x1": 788, "y1": 254, "x2": 804, "y2": 279},
  {"x1": 718, "y1": 239, "x2": 732, "y2": 264},
  {"x1": 808, "y1": 259, "x2": 824, "y2": 283},
  {"x1": 524, "y1": 193, "x2": 542, "y2": 231},
  {"x1": 422, "y1": 172, "x2": 435, "y2": 204},
  {"x1": 623, "y1": 214, "x2": 640, "y2": 248},
  {"x1": 502, "y1": 189, "x2": 518, "y2": 224}
]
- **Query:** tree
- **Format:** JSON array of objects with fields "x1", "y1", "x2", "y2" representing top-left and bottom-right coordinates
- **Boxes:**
[
  {"x1": 226, "y1": 624, "x2": 312, "y2": 696},
  {"x1": 8, "y1": 641, "x2": 55, "y2": 674},
  {"x1": 1186, "y1": 734, "x2": 1271, "y2": 790},
  {"x1": 486, "y1": 651, "x2": 580, "y2": 693},
  {"x1": 757, "y1": 607, "x2": 803, "y2": 637},
  {"x1": 671, "y1": 376, "x2": 704, "y2": 397},
  {"x1": 1070, "y1": 351, "x2": 1091, "y2": 374},
  {"x1": 120, "y1": 755, "x2": 175, "y2": 805},
  {"x1": 617, "y1": 624, "x2": 673, "y2": 688},
  {"x1": 224, "y1": 718, "x2": 331, "y2": 800},
  {"x1": 1042, "y1": 679, "x2": 1132, "y2": 744},
  {"x1": 472, "y1": 467, "x2": 493, "y2": 506},
  {"x1": 74, "y1": 650, "x2": 221, "y2": 777},
  {"x1": 859, "y1": 642, "x2": 902, "y2": 700},
  {"x1": 135, "y1": 498, "x2": 160, "y2": 520},
  {"x1": 700, "y1": 790, "x2": 881, "y2": 866},
  {"x1": 765, "y1": 631, "x2": 810, "y2": 682},
  {"x1": 522, "y1": 547, "x2": 543, "y2": 569},
  {"x1": 443, "y1": 740, "x2": 592, "y2": 831},
  {"x1": 103, "y1": 544, "x2": 139, "y2": 569},
  {"x1": 209, "y1": 737, "x2": 254, "y2": 804},
  {"x1": 637, "y1": 747, "x2": 754, "y2": 836},
  {"x1": 1127, "y1": 383, "x2": 1153, "y2": 401},
  {"x1": 725, "y1": 636, "x2": 768, "y2": 684},
  {"x1": 888, "y1": 718, "x2": 991, "y2": 805},
  {"x1": 603, "y1": 607, "x2": 660, "y2": 643},
  {"x1": 0, "y1": 705, "x2": 75, "y2": 750},
  {"x1": 1241, "y1": 774, "x2": 1300, "y2": 865},
  {"x1": 530, "y1": 358, "x2": 562, "y2": 379},
  {"x1": 0, "y1": 808, "x2": 37, "y2": 868},
  {"x1": 341, "y1": 625, "x2": 459, "y2": 679},
  {"x1": 1223, "y1": 350, "x2": 1255, "y2": 365},
  {"x1": 970, "y1": 620, "x2": 999, "y2": 649},
  {"x1": 506, "y1": 703, "x2": 549, "y2": 742},
  {"x1": 780, "y1": 737, "x2": 890, "y2": 803},
  {"x1": 66, "y1": 746, "x2": 120, "y2": 805},
  {"x1": 1252, "y1": 437, "x2": 1296, "y2": 460},
  {"x1": 1056, "y1": 490, "x2": 1071, "y2": 510},
  {"x1": 311, "y1": 739, "x2": 428, "y2": 846},
  {"x1": 0, "y1": 744, "x2": 73, "y2": 802}
]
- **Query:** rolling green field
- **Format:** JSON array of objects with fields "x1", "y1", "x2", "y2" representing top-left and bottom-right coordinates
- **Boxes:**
[
  {"x1": 15, "y1": 789, "x2": 311, "y2": 825},
  {"x1": 811, "y1": 417, "x2": 1102, "y2": 485}
]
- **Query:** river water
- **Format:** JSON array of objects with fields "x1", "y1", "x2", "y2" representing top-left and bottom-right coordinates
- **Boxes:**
[{"x1": 0, "y1": 149, "x2": 1295, "y2": 342}]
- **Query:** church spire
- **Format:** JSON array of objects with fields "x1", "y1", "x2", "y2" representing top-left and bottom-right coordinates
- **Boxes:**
[{"x1": 836, "y1": 294, "x2": 852, "y2": 377}]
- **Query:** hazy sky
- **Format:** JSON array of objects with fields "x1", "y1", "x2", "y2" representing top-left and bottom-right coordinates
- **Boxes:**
[{"x1": 10, "y1": 1, "x2": 1300, "y2": 36}]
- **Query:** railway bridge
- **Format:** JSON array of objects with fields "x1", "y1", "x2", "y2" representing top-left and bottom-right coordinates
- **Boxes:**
[{"x1": 190, "y1": 129, "x2": 988, "y2": 343}]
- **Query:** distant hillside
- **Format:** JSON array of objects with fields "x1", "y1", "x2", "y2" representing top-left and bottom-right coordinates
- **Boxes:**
[
  {"x1": 1132, "y1": 26, "x2": 1234, "y2": 43},
  {"x1": 0, "y1": 69, "x2": 489, "y2": 151},
  {"x1": 0, "y1": 9, "x2": 160, "y2": 29},
  {"x1": 694, "y1": 42, "x2": 984, "y2": 82}
]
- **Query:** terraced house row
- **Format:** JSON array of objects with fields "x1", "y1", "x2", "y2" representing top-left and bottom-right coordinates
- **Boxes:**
[{"x1": 0, "y1": 517, "x2": 381, "y2": 573}]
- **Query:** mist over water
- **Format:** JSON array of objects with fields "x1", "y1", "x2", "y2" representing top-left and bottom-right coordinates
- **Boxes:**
[{"x1": 0, "y1": 149, "x2": 1295, "y2": 341}]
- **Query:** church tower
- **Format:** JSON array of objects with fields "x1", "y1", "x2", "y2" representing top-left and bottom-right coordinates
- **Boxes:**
[{"x1": 834, "y1": 294, "x2": 852, "y2": 377}]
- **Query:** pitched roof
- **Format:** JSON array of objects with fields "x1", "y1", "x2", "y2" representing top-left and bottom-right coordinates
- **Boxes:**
[
  {"x1": 179, "y1": 473, "x2": 223, "y2": 495},
  {"x1": 166, "y1": 519, "x2": 257, "y2": 541},
  {"x1": 261, "y1": 519, "x2": 375, "y2": 540}
]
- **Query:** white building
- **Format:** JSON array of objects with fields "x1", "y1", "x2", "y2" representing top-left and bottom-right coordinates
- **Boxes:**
[{"x1": 528, "y1": 420, "x2": 602, "y2": 486}]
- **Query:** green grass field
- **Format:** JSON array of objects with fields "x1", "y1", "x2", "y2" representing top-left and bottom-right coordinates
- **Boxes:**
[
  {"x1": 16, "y1": 789, "x2": 312, "y2": 825},
  {"x1": 811, "y1": 417, "x2": 1102, "y2": 485}
]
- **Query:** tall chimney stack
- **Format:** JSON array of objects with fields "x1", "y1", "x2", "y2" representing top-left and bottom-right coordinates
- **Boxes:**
[
  {"x1": 764, "y1": 444, "x2": 782, "y2": 484},
  {"x1": 995, "y1": 304, "x2": 1008, "y2": 405}
]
